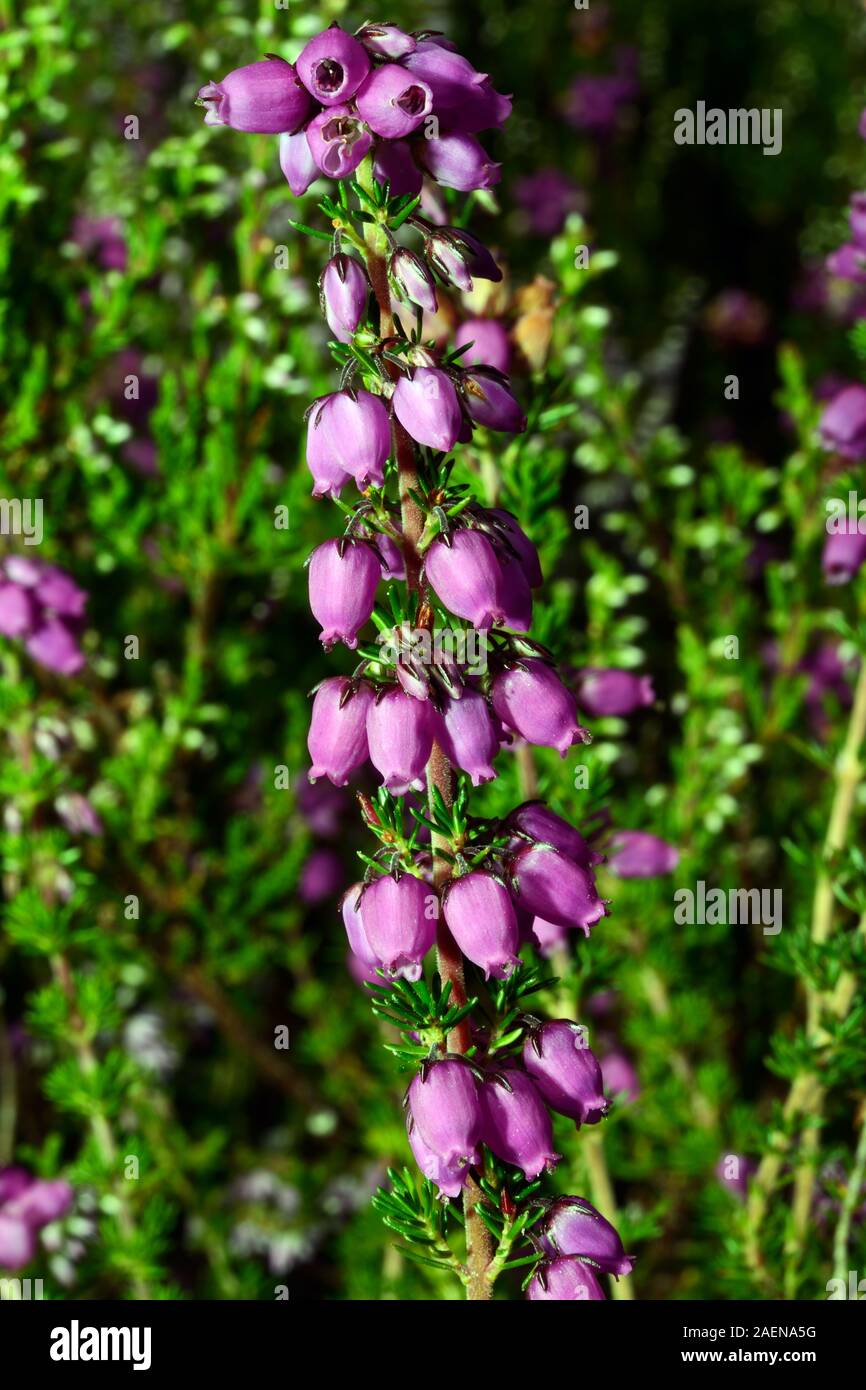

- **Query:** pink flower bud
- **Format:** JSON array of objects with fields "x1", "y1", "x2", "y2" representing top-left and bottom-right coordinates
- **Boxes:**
[
  {"x1": 508, "y1": 802, "x2": 603, "y2": 870},
  {"x1": 279, "y1": 128, "x2": 319, "y2": 196},
  {"x1": 306, "y1": 106, "x2": 373, "y2": 179},
  {"x1": 527, "y1": 1255, "x2": 606, "y2": 1300},
  {"x1": 355, "y1": 64, "x2": 433, "y2": 139},
  {"x1": 437, "y1": 688, "x2": 499, "y2": 785},
  {"x1": 607, "y1": 830, "x2": 679, "y2": 878},
  {"x1": 306, "y1": 390, "x2": 390, "y2": 496},
  {"x1": 537, "y1": 1196, "x2": 634, "y2": 1275},
  {"x1": 455, "y1": 319, "x2": 511, "y2": 372},
  {"x1": 296, "y1": 27, "x2": 371, "y2": 106},
  {"x1": 419, "y1": 132, "x2": 501, "y2": 191},
  {"x1": 575, "y1": 668, "x2": 655, "y2": 717},
  {"x1": 320, "y1": 254, "x2": 368, "y2": 342},
  {"x1": 510, "y1": 844, "x2": 607, "y2": 935},
  {"x1": 393, "y1": 368, "x2": 462, "y2": 451}
]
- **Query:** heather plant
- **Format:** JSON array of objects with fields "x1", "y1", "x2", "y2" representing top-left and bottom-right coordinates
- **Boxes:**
[{"x1": 2, "y1": 0, "x2": 866, "y2": 1307}]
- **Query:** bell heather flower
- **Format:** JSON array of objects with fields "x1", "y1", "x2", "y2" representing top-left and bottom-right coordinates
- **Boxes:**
[
  {"x1": 443, "y1": 870, "x2": 521, "y2": 979},
  {"x1": 455, "y1": 319, "x2": 511, "y2": 373},
  {"x1": 198, "y1": 58, "x2": 311, "y2": 134},
  {"x1": 358, "y1": 872, "x2": 435, "y2": 981},
  {"x1": 407, "y1": 1058, "x2": 482, "y2": 1168},
  {"x1": 55, "y1": 792, "x2": 103, "y2": 837},
  {"x1": 488, "y1": 508, "x2": 542, "y2": 586},
  {"x1": 392, "y1": 367, "x2": 462, "y2": 451},
  {"x1": 537, "y1": 1196, "x2": 634, "y2": 1274},
  {"x1": 510, "y1": 844, "x2": 608, "y2": 935},
  {"x1": 341, "y1": 884, "x2": 380, "y2": 973},
  {"x1": 424, "y1": 530, "x2": 505, "y2": 629},
  {"x1": 389, "y1": 248, "x2": 438, "y2": 312},
  {"x1": 366, "y1": 687, "x2": 437, "y2": 792},
  {"x1": 355, "y1": 64, "x2": 433, "y2": 139},
  {"x1": 408, "y1": 1122, "x2": 468, "y2": 1199},
  {"x1": 607, "y1": 830, "x2": 679, "y2": 878},
  {"x1": 320, "y1": 254, "x2": 368, "y2": 342},
  {"x1": 373, "y1": 139, "x2": 423, "y2": 196},
  {"x1": 306, "y1": 390, "x2": 390, "y2": 496},
  {"x1": 25, "y1": 619, "x2": 85, "y2": 676},
  {"x1": 527, "y1": 1255, "x2": 606, "y2": 1301},
  {"x1": 0, "y1": 1168, "x2": 73, "y2": 1270},
  {"x1": 403, "y1": 40, "x2": 512, "y2": 133},
  {"x1": 419, "y1": 132, "x2": 501, "y2": 192},
  {"x1": 522, "y1": 1020, "x2": 609, "y2": 1125},
  {"x1": 0, "y1": 581, "x2": 36, "y2": 636},
  {"x1": 496, "y1": 554, "x2": 533, "y2": 631},
  {"x1": 0, "y1": 557, "x2": 88, "y2": 675},
  {"x1": 507, "y1": 802, "x2": 603, "y2": 870},
  {"x1": 822, "y1": 522, "x2": 866, "y2": 585},
  {"x1": 306, "y1": 106, "x2": 373, "y2": 179},
  {"x1": 819, "y1": 384, "x2": 866, "y2": 460},
  {"x1": 575, "y1": 668, "x2": 655, "y2": 717},
  {"x1": 295, "y1": 26, "x2": 371, "y2": 106},
  {"x1": 602, "y1": 1050, "x2": 640, "y2": 1103},
  {"x1": 530, "y1": 915, "x2": 570, "y2": 957},
  {"x1": 279, "y1": 129, "x2": 319, "y2": 196},
  {"x1": 479, "y1": 1070, "x2": 560, "y2": 1179},
  {"x1": 307, "y1": 676, "x2": 373, "y2": 785},
  {"x1": 462, "y1": 368, "x2": 526, "y2": 433},
  {"x1": 491, "y1": 659, "x2": 591, "y2": 756},
  {"x1": 436, "y1": 688, "x2": 499, "y2": 785},
  {"x1": 307, "y1": 538, "x2": 381, "y2": 650}
]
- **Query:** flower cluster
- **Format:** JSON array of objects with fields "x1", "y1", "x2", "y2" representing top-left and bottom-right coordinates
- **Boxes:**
[
  {"x1": 198, "y1": 23, "x2": 509, "y2": 196},
  {"x1": 204, "y1": 22, "x2": 635, "y2": 1300},
  {"x1": 0, "y1": 555, "x2": 88, "y2": 675}
]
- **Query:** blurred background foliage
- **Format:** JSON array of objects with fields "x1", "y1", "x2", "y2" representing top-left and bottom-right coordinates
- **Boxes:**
[{"x1": 1, "y1": 0, "x2": 865, "y2": 1299}]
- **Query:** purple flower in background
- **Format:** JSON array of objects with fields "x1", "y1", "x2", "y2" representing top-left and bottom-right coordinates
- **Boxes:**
[
  {"x1": 306, "y1": 105, "x2": 373, "y2": 179},
  {"x1": 491, "y1": 659, "x2": 591, "y2": 756},
  {"x1": 822, "y1": 522, "x2": 866, "y2": 585},
  {"x1": 366, "y1": 687, "x2": 436, "y2": 792},
  {"x1": 607, "y1": 830, "x2": 680, "y2": 878},
  {"x1": 307, "y1": 538, "x2": 382, "y2": 650},
  {"x1": 575, "y1": 668, "x2": 655, "y2": 718},
  {"x1": 454, "y1": 319, "x2": 511, "y2": 373},
  {"x1": 601, "y1": 1049, "x2": 640, "y2": 1103},
  {"x1": 826, "y1": 243, "x2": 866, "y2": 285},
  {"x1": 198, "y1": 58, "x2": 311, "y2": 134},
  {"x1": 393, "y1": 367, "x2": 462, "y2": 451},
  {"x1": 355, "y1": 63, "x2": 432, "y2": 139},
  {"x1": 510, "y1": 844, "x2": 608, "y2": 935},
  {"x1": 407, "y1": 1058, "x2": 482, "y2": 1168},
  {"x1": 436, "y1": 688, "x2": 499, "y2": 786},
  {"x1": 55, "y1": 793, "x2": 103, "y2": 837},
  {"x1": 704, "y1": 289, "x2": 769, "y2": 346},
  {"x1": 537, "y1": 1196, "x2": 634, "y2": 1275},
  {"x1": 479, "y1": 1069, "x2": 560, "y2": 1179},
  {"x1": 716, "y1": 1153, "x2": 756, "y2": 1201},
  {"x1": 565, "y1": 50, "x2": 638, "y2": 136},
  {"x1": 522, "y1": 1020, "x2": 608, "y2": 1125},
  {"x1": 299, "y1": 847, "x2": 344, "y2": 905},
  {"x1": 320, "y1": 254, "x2": 368, "y2": 342},
  {"x1": 389, "y1": 248, "x2": 438, "y2": 313},
  {"x1": 71, "y1": 215, "x2": 127, "y2": 272},
  {"x1": 0, "y1": 1168, "x2": 73, "y2": 1270},
  {"x1": 514, "y1": 169, "x2": 583, "y2": 237},
  {"x1": 279, "y1": 129, "x2": 319, "y2": 196},
  {"x1": 443, "y1": 871, "x2": 521, "y2": 979},
  {"x1": 307, "y1": 677, "x2": 373, "y2": 785},
  {"x1": 527, "y1": 1255, "x2": 606, "y2": 1301},
  {"x1": 296, "y1": 27, "x2": 371, "y2": 107},
  {"x1": 297, "y1": 776, "x2": 347, "y2": 837},
  {"x1": 819, "y1": 385, "x2": 866, "y2": 459},
  {"x1": 0, "y1": 557, "x2": 87, "y2": 675},
  {"x1": 850, "y1": 193, "x2": 866, "y2": 247}
]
